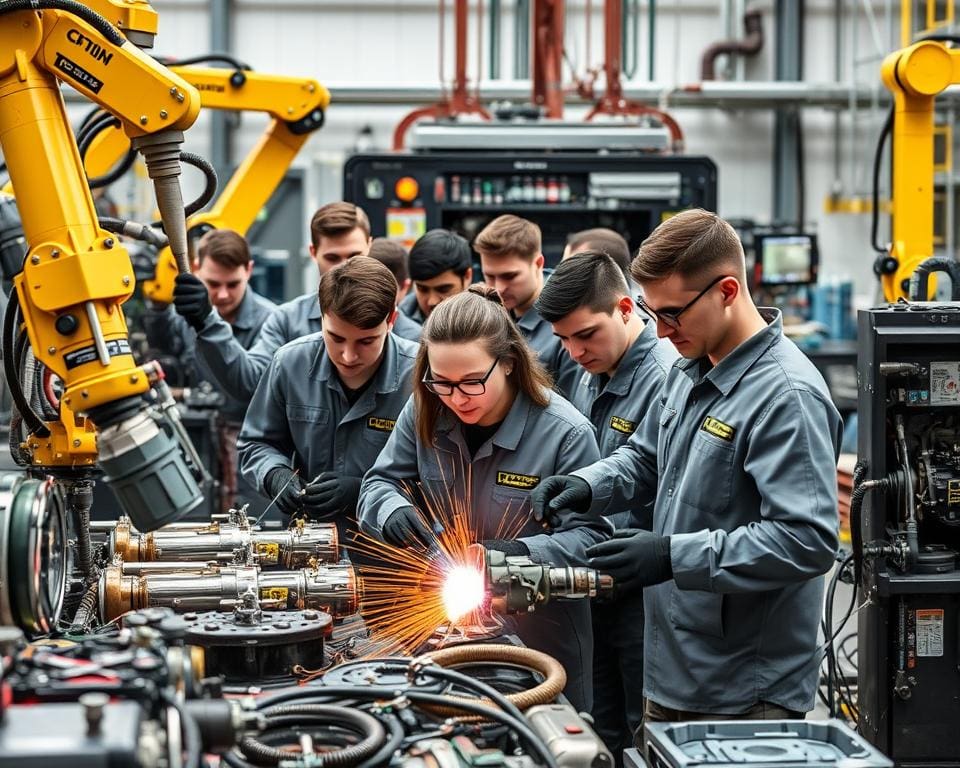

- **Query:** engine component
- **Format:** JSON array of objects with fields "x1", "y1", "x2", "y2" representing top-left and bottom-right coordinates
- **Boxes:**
[
  {"x1": 99, "y1": 562, "x2": 359, "y2": 622},
  {"x1": 476, "y1": 545, "x2": 613, "y2": 614},
  {"x1": 183, "y1": 603, "x2": 330, "y2": 686},
  {"x1": 525, "y1": 704, "x2": 614, "y2": 768},
  {"x1": 403, "y1": 736, "x2": 536, "y2": 768},
  {"x1": 109, "y1": 511, "x2": 339, "y2": 568},
  {"x1": 0, "y1": 474, "x2": 68, "y2": 635}
]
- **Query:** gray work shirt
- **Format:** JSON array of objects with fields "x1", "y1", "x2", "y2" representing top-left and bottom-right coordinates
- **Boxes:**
[
  {"x1": 238, "y1": 332, "x2": 419, "y2": 498},
  {"x1": 399, "y1": 291, "x2": 427, "y2": 325},
  {"x1": 570, "y1": 321, "x2": 677, "y2": 528},
  {"x1": 143, "y1": 288, "x2": 276, "y2": 424},
  {"x1": 359, "y1": 389, "x2": 605, "y2": 711},
  {"x1": 574, "y1": 309, "x2": 841, "y2": 715},
  {"x1": 196, "y1": 291, "x2": 420, "y2": 403}
]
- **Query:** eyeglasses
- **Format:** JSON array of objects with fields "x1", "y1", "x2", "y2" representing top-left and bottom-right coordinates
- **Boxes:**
[
  {"x1": 423, "y1": 357, "x2": 500, "y2": 396},
  {"x1": 636, "y1": 275, "x2": 729, "y2": 330}
]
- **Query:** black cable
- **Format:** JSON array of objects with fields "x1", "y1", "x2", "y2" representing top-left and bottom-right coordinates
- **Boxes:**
[
  {"x1": 871, "y1": 106, "x2": 895, "y2": 255},
  {"x1": 2, "y1": 290, "x2": 48, "y2": 437},
  {"x1": 159, "y1": 53, "x2": 253, "y2": 71},
  {"x1": 180, "y1": 152, "x2": 218, "y2": 216},
  {"x1": 0, "y1": 0, "x2": 124, "y2": 46},
  {"x1": 88, "y1": 149, "x2": 136, "y2": 190},
  {"x1": 405, "y1": 664, "x2": 527, "y2": 722},
  {"x1": 357, "y1": 712, "x2": 404, "y2": 768},
  {"x1": 77, "y1": 112, "x2": 119, "y2": 160},
  {"x1": 161, "y1": 690, "x2": 203, "y2": 768}
]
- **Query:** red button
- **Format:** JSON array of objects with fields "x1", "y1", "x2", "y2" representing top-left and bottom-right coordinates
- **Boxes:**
[{"x1": 564, "y1": 724, "x2": 584, "y2": 734}]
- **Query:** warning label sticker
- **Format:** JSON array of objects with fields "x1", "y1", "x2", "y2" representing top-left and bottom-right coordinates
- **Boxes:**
[
  {"x1": 916, "y1": 609, "x2": 944, "y2": 657},
  {"x1": 930, "y1": 362, "x2": 960, "y2": 405}
]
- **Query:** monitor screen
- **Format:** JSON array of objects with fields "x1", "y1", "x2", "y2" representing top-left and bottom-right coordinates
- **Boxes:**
[{"x1": 756, "y1": 233, "x2": 818, "y2": 286}]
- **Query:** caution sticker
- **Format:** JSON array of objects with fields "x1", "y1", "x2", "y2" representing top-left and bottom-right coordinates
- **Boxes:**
[
  {"x1": 916, "y1": 609, "x2": 944, "y2": 657},
  {"x1": 609, "y1": 415, "x2": 637, "y2": 435},
  {"x1": 701, "y1": 416, "x2": 735, "y2": 442},
  {"x1": 496, "y1": 471, "x2": 540, "y2": 490},
  {"x1": 949, "y1": 480, "x2": 960, "y2": 506},
  {"x1": 255, "y1": 542, "x2": 280, "y2": 565},
  {"x1": 260, "y1": 587, "x2": 289, "y2": 604},
  {"x1": 367, "y1": 417, "x2": 397, "y2": 433}
]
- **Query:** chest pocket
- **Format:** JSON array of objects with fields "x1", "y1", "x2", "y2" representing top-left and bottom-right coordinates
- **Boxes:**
[
  {"x1": 490, "y1": 486, "x2": 533, "y2": 536},
  {"x1": 285, "y1": 404, "x2": 333, "y2": 471},
  {"x1": 677, "y1": 431, "x2": 735, "y2": 513},
  {"x1": 657, "y1": 406, "x2": 677, "y2": 468}
]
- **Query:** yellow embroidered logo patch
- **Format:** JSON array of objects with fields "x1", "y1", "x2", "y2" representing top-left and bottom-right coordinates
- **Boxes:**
[
  {"x1": 367, "y1": 417, "x2": 396, "y2": 432},
  {"x1": 701, "y1": 416, "x2": 735, "y2": 442},
  {"x1": 496, "y1": 471, "x2": 541, "y2": 489},
  {"x1": 609, "y1": 415, "x2": 637, "y2": 434}
]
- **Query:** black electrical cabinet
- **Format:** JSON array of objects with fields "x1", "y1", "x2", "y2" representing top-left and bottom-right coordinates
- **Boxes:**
[
  {"x1": 343, "y1": 153, "x2": 717, "y2": 265},
  {"x1": 857, "y1": 305, "x2": 960, "y2": 766}
]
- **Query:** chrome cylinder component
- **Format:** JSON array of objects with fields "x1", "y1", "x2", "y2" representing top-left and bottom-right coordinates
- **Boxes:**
[
  {"x1": 546, "y1": 566, "x2": 613, "y2": 599},
  {"x1": 99, "y1": 563, "x2": 357, "y2": 622},
  {"x1": 109, "y1": 515, "x2": 338, "y2": 568}
]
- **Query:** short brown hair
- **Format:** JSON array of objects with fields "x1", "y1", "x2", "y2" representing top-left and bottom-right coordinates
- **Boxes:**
[
  {"x1": 631, "y1": 209, "x2": 745, "y2": 283},
  {"x1": 567, "y1": 228, "x2": 631, "y2": 282},
  {"x1": 367, "y1": 238, "x2": 408, "y2": 284},
  {"x1": 317, "y1": 255, "x2": 398, "y2": 329},
  {"x1": 415, "y1": 285, "x2": 551, "y2": 445},
  {"x1": 196, "y1": 229, "x2": 250, "y2": 269},
  {"x1": 309, "y1": 202, "x2": 371, "y2": 247},
  {"x1": 473, "y1": 215, "x2": 541, "y2": 260}
]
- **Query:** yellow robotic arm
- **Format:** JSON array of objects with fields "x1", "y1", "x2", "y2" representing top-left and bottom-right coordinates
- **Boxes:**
[
  {"x1": 879, "y1": 40, "x2": 960, "y2": 301},
  {"x1": 0, "y1": 2, "x2": 204, "y2": 529},
  {"x1": 83, "y1": 63, "x2": 329, "y2": 303}
]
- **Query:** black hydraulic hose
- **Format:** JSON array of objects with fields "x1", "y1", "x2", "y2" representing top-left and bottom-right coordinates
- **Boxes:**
[
  {"x1": 99, "y1": 217, "x2": 169, "y2": 249},
  {"x1": 160, "y1": 53, "x2": 253, "y2": 71},
  {"x1": 2, "y1": 290, "x2": 48, "y2": 437},
  {"x1": 255, "y1": 686, "x2": 559, "y2": 768},
  {"x1": 88, "y1": 149, "x2": 136, "y2": 190},
  {"x1": 909, "y1": 257, "x2": 960, "y2": 300},
  {"x1": 77, "y1": 113, "x2": 119, "y2": 161},
  {"x1": 161, "y1": 689, "x2": 203, "y2": 768},
  {"x1": 180, "y1": 152, "x2": 218, "y2": 217},
  {"x1": 240, "y1": 704, "x2": 384, "y2": 767},
  {"x1": 405, "y1": 663, "x2": 527, "y2": 722},
  {"x1": 871, "y1": 106, "x2": 894, "y2": 255},
  {"x1": 894, "y1": 416, "x2": 919, "y2": 569},
  {"x1": 0, "y1": 0, "x2": 124, "y2": 46},
  {"x1": 357, "y1": 712, "x2": 403, "y2": 768}
]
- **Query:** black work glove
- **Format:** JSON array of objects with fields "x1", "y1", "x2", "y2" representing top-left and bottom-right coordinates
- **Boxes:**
[
  {"x1": 530, "y1": 475, "x2": 594, "y2": 529},
  {"x1": 381, "y1": 506, "x2": 434, "y2": 549},
  {"x1": 302, "y1": 473, "x2": 362, "y2": 519},
  {"x1": 586, "y1": 529, "x2": 672, "y2": 592},
  {"x1": 173, "y1": 273, "x2": 212, "y2": 330},
  {"x1": 482, "y1": 539, "x2": 530, "y2": 557},
  {"x1": 264, "y1": 467, "x2": 305, "y2": 518}
]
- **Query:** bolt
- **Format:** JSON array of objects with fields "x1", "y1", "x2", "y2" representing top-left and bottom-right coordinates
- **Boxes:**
[
  {"x1": 129, "y1": 374, "x2": 139, "y2": 384},
  {"x1": 303, "y1": 611, "x2": 319, "y2": 620},
  {"x1": 80, "y1": 692, "x2": 108, "y2": 737},
  {"x1": 73, "y1": 439, "x2": 81, "y2": 448},
  {"x1": 122, "y1": 276, "x2": 131, "y2": 286},
  {"x1": 47, "y1": 346, "x2": 55, "y2": 354},
  {"x1": 30, "y1": 255, "x2": 40, "y2": 264},
  {"x1": 308, "y1": 84, "x2": 315, "y2": 92},
  {"x1": 159, "y1": 109, "x2": 168, "y2": 119},
  {"x1": 51, "y1": 249, "x2": 60, "y2": 258},
  {"x1": 104, "y1": 238, "x2": 114, "y2": 249},
  {"x1": 274, "y1": 621, "x2": 290, "y2": 630},
  {"x1": 139, "y1": 115, "x2": 148, "y2": 125},
  {"x1": 204, "y1": 623, "x2": 220, "y2": 631},
  {"x1": 170, "y1": 87, "x2": 185, "y2": 103},
  {"x1": 81, "y1": 390, "x2": 89, "y2": 398}
]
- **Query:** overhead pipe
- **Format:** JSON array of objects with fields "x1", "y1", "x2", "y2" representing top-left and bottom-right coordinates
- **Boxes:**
[{"x1": 700, "y1": 8, "x2": 764, "y2": 81}]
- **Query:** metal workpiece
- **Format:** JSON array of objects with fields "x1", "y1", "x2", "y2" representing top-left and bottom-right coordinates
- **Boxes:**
[
  {"x1": 109, "y1": 512, "x2": 338, "y2": 568},
  {"x1": 98, "y1": 562, "x2": 359, "y2": 622}
]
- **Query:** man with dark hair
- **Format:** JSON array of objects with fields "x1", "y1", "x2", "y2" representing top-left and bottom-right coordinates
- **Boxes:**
[
  {"x1": 532, "y1": 209, "x2": 841, "y2": 726},
  {"x1": 368, "y1": 238, "x2": 421, "y2": 342},
  {"x1": 399, "y1": 229, "x2": 473, "y2": 324},
  {"x1": 534, "y1": 252, "x2": 676, "y2": 762},
  {"x1": 563, "y1": 227, "x2": 633, "y2": 286},
  {"x1": 474, "y1": 214, "x2": 577, "y2": 394},
  {"x1": 174, "y1": 201, "x2": 373, "y2": 402},
  {"x1": 144, "y1": 228, "x2": 276, "y2": 512},
  {"x1": 239, "y1": 256, "x2": 418, "y2": 537}
]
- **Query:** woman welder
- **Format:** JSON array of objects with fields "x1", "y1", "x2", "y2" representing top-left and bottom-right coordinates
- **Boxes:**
[{"x1": 358, "y1": 285, "x2": 605, "y2": 711}]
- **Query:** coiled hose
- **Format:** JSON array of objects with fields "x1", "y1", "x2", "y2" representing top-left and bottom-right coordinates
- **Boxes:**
[{"x1": 239, "y1": 704, "x2": 385, "y2": 767}]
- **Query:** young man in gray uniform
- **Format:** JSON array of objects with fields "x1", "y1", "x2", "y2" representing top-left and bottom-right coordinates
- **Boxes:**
[
  {"x1": 399, "y1": 229, "x2": 473, "y2": 324},
  {"x1": 368, "y1": 238, "x2": 422, "y2": 342},
  {"x1": 473, "y1": 215, "x2": 579, "y2": 396},
  {"x1": 238, "y1": 256, "x2": 418, "y2": 540},
  {"x1": 174, "y1": 202, "x2": 373, "y2": 402},
  {"x1": 143, "y1": 228, "x2": 276, "y2": 513},
  {"x1": 534, "y1": 252, "x2": 676, "y2": 761},
  {"x1": 532, "y1": 209, "x2": 841, "y2": 726}
]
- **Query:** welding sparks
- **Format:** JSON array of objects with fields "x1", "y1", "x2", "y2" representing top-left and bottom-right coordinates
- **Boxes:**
[{"x1": 347, "y1": 459, "x2": 527, "y2": 656}]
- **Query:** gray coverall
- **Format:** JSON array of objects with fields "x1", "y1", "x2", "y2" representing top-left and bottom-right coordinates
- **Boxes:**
[
  {"x1": 574, "y1": 310, "x2": 841, "y2": 715},
  {"x1": 358, "y1": 390, "x2": 606, "y2": 712}
]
